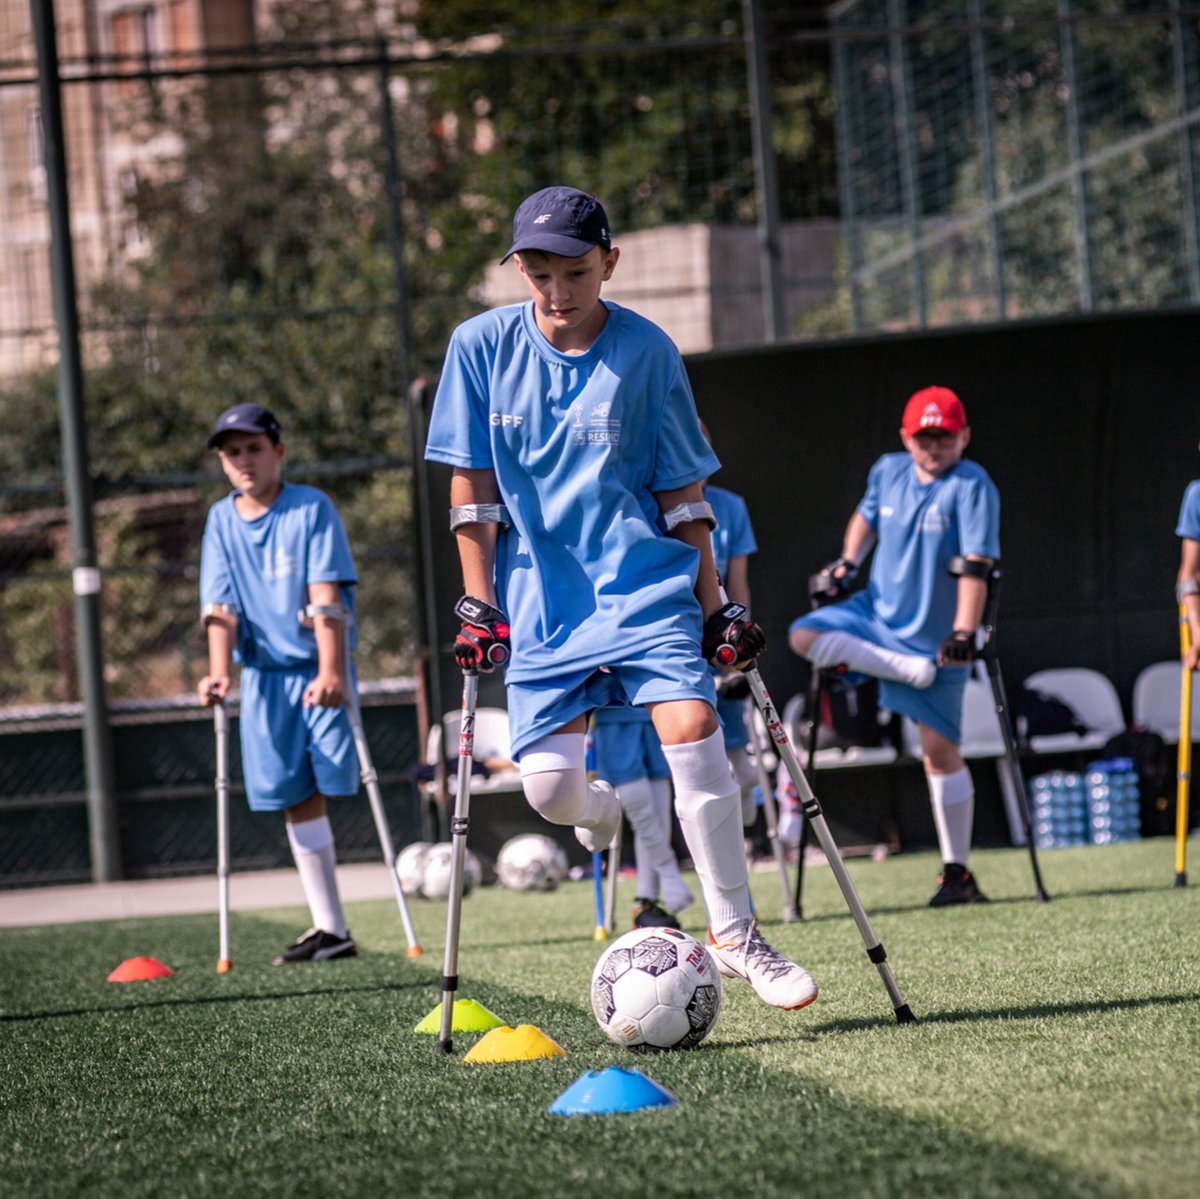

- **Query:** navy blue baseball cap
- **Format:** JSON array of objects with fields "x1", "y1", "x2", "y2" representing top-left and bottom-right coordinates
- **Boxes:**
[
  {"x1": 208, "y1": 403, "x2": 282, "y2": 449},
  {"x1": 500, "y1": 186, "x2": 612, "y2": 263}
]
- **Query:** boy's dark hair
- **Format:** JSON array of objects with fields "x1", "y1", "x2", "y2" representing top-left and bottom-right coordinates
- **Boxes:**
[{"x1": 208, "y1": 403, "x2": 282, "y2": 449}]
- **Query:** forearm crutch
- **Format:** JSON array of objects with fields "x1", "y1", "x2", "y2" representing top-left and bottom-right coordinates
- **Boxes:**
[
  {"x1": 745, "y1": 666, "x2": 915, "y2": 1024},
  {"x1": 1175, "y1": 604, "x2": 1192, "y2": 888},
  {"x1": 592, "y1": 852, "x2": 607, "y2": 941},
  {"x1": 437, "y1": 667, "x2": 479, "y2": 1055},
  {"x1": 791, "y1": 663, "x2": 824, "y2": 918},
  {"x1": 950, "y1": 558, "x2": 1050, "y2": 904},
  {"x1": 213, "y1": 698, "x2": 232, "y2": 975},
  {"x1": 302, "y1": 604, "x2": 422, "y2": 956},
  {"x1": 604, "y1": 815, "x2": 623, "y2": 934},
  {"x1": 744, "y1": 696, "x2": 799, "y2": 921}
]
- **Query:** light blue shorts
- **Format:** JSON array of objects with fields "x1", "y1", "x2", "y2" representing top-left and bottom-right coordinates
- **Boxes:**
[
  {"x1": 715, "y1": 692, "x2": 750, "y2": 751},
  {"x1": 791, "y1": 595, "x2": 968, "y2": 744},
  {"x1": 238, "y1": 665, "x2": 360, "y2": 812},
  {"x1": 591, "y1": 715, "x2": 671, "y2": 785},
  {"x1": 506, "y1": 636, "x2": 717, "y2": 761}
]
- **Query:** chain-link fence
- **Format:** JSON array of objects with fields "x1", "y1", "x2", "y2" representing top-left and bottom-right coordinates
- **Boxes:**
[{"x1": 1, "y1": 1, "x2": 1198, "y2": 882}]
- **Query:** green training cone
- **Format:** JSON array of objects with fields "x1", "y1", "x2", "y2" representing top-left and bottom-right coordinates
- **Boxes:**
[
  {"x1": 413, "y1": 998, "x2": 505, "y2": 1035},
  {"x1": 463, "y1": 1024, "x2": 566, "y2": 1064}
]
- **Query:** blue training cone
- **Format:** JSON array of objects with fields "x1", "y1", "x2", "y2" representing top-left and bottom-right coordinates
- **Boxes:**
[{"x1": 548, "y1": 1067, "x2": 679, "y2": 1116}]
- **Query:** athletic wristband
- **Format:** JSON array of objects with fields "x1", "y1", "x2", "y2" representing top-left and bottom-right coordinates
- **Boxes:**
[{"x1": 454, "y1": 595, "x2": 507, "y2": 626}]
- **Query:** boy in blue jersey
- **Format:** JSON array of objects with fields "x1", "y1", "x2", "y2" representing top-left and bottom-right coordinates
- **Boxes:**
[
  {"x1": 789, "y1": 387, "x2": 999, "y2": 907},
  {"x1": 425, "y1": 186, "x2": 816, "y2": 1011},
  {"x1": 197, "y1": 403, "x2": 361, "y2": 964},
  {"x1": 591, "y1": 706, "x2": 694, "y2": 929},
  {"x1": 1176, "y1": 479, "x2": 1200, "y2": 670}
]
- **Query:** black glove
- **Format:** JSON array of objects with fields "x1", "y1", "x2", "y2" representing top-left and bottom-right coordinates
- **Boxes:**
[
  {"x1": 453, "y1": 595, "x2": 510, "y2": 672},
  {"x1": 938, "y1": 630, "x2": 977, "y2": 667},
  {"x1": 808, "y1": 557, "x2": 858, "y2": 608},
  {"x1": 714, "y1": 671, "x2": 751, "y2": 701},
  {"x1": 702, "y1": 603, "x2": 765, "y2": 669}
]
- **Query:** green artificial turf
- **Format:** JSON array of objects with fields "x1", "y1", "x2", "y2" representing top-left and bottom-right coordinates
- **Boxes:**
[{"x1": 3, "y1": 841, "x2": 1198, "y2": 1198}]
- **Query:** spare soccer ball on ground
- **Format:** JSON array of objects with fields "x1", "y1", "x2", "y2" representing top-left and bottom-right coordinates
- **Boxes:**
[
  {"x1": 395, "y1": 841, "x2": 432, "y2": 896},
  {"x1": 495, "y1": 833, "x2": 569, "y2": 892},
  {"x1": 420, "y1": 842, "x2": 482, "y2": 900},
  {"x1": 591, "y1": 926, "x2": 722, "y2": 1052}
]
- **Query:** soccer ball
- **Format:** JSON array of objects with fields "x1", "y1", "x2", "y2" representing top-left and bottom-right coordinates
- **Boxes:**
[
  {"x1": 395, "y1": 841, "x2": 432, "y2": 896},
  {"x1": 495, "y1": 833, "x2": 569, "y2": 892},
  {"x1": 420, "y1": 842, "x2": 482, "y2": 900},
  {"x1": 591, "y1": 927, "x2": 722, "y2": 1052}
]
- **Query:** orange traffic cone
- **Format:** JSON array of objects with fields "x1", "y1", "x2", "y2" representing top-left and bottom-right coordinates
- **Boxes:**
[{"x1": 107, "y1": 956, "x2": 175, "y2": 983}]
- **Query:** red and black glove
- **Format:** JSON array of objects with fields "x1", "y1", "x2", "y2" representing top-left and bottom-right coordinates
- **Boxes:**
[
  {"x1": 453, "y1": 596, "x2": 510, "y2": 672},
  {"x1": 938, "y1": 630, "x2": 977, "y2": 667},
  {"x1": 702, "y1": 603, "x2": 765, "y2": 670}
]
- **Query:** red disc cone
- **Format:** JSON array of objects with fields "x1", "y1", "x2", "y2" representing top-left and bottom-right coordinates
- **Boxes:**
[{"x1": 107, "y1": 956, "x2": 175, "y2": 983}]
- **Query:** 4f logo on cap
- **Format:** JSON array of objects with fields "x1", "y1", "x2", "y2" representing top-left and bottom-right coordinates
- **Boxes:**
[
  {"x1": 919, "y1": 403, "x2": 944, "y2": 428},
  {"x1": 533, "y1": 213, "x2": 553, "y2": 224}
]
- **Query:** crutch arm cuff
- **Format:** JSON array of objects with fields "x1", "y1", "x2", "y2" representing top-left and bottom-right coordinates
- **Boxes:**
[
  {"x1": 299, "y1": 603, "x2": 353, "y2": 628},
  {"x1": 1177, "y1": 578, "x2": 1200, "y2": 602},
  {"x1": 662, "y1": 501, "x2": 717, "y2": 532},
  {"x1": 947, "y1": 555, "x2": 996, "y2": 581},
  {"x1": 450, "y1": 503, "x2": 511, "y2": 531},
  {"x1": 201, "y1": 603, "x2": 236, "y2": 628}
]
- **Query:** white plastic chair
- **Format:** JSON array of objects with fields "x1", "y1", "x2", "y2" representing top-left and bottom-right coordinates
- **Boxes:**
[
  {"x1": 425, "y1": 707, "x2": 523, "y2": 794},
  {"x1": 1132, "y1": 660, "x2": 1200, "y2": 743},
  {"x1": 780, "y1": 691, "x2": 898, "y2": 770},
  {"x1": 1021, "y1": 667, "x2": 1125, "y2": 753}
]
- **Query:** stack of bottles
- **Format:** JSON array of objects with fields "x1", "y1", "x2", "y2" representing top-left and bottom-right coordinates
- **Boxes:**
[
  {"x1": 1083, "y1": 756, "x2": 1142, "y2": 845},
  {"x1": 1028, "y1": 759, "x2": 1142, "y2": 848}
]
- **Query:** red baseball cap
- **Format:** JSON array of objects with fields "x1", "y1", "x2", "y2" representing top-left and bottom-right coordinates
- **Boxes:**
[{"x1": 901, "y1": 387, "x2": 967, "y2": 437}]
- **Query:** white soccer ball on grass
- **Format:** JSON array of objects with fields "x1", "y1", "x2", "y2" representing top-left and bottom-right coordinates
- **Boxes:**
[
  {"x1": 591, "y1": 926, "x2": 723, "y2": 1052},
  {"x1": 420, "y1": 841, "x2": 482, "y2": 900},
  {"x1": 395, "y1": 841, "x2": 432, "y2": 897},
  {"x1": 495, "y1": 833, "x2": 569, "y2": 892}
]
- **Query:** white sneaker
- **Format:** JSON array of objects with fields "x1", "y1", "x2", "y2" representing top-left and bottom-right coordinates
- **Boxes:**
[
  {"x1": 574, "y1": 780, "x2": 621, "y2": 854},
  {"x1": 707, "y1": 922, "x2": 818, "y2": 1011}
]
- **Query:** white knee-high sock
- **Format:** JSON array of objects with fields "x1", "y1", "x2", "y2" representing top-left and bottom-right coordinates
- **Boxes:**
[
  {"x1": 662, "y1": 728, "x2": 751, "y2": 939},
  {"x1": 806, "y1": 631, "x2": 936, "y2": 689},
  {"x1": 287, "y1": 816, "x2": 347, "y2": 938},
  {"x1": 928, "y1": 767, "x2": 974, "y2": 866}
]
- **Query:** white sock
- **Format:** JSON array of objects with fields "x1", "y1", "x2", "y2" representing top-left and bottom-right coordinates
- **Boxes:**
[
  {"x1": 287, "y1": 816, "x2": 347, "y2": 938},
  {"x1": 727, "y1": 747, "x2": 758, "y2": 826},
  {"x1": 807, "y1": 631, "x2": 936, "y2": 689},
  {"x1": 928, "y1": 767, "x2": 974, "y2": 866},
  {"x1": 662, "y1": 728, "x2": 751, "y2": 939}
]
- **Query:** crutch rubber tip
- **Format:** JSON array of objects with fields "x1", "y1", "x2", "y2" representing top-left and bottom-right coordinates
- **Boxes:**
[
  {"x1": 1174, "y1": 872, "x2": 1188, "y2": 888},
  {"x1": 216, "y1": 960, "x2": 232, "y2": 975},
  {"x1": 594, "y1": 927, "x2": 608, "y2": 942},
  {"x1": 406, "y1": 945, "x2": 424, "y2": 959},
  {"x1": 894, "y1": 1004, "x2": 916, "y2": 1024},
  {"x1": 434, "y1": 1038, "x2": 454, "y2": 1056}
]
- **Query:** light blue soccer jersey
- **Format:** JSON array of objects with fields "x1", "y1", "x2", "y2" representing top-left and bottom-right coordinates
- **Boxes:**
[
  {"x1": 857, "y1": 453, "x2": 1000, "y2": 656},
  {"x1": 705, "y1": 483, "x2": 757, "y2": 583},
  {"x1": 200, "y1": 482, "x2": 358, "y2": 669},
  {"x1": 1176, "y1": 480, "x2": 1200, "y2": 540},
  {"x1": 425, "y1": 300, "x2": 720, "y2": 684}
]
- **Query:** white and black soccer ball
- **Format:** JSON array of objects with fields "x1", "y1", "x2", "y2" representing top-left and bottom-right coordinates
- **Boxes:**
[
  {"x1": 420, "y1": 842, "x2": 482, "y2": 900},
  {"x1": 591, "y1": 926, "x2": 722, "y2": 1052},
  {"x1": 495, "y1": 833, "x2": 569, "y2": 892},
  {"x1": 395, "y1": 841, "x2": 432, "y2": 897}
]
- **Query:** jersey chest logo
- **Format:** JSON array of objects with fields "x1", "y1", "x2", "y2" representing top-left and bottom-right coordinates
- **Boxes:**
[
  {"x1": 263, "y1": 546, "x2": 298, "y2": 581},
  {"x1": 572, "y1": 399, "x2": 621, "y2": 446}
]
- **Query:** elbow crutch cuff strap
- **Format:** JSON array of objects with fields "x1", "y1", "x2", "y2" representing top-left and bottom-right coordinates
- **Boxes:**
[
  {"x1": 200, "y1": 603, "x2": 235, "y2": 627},
  {"x1": 298, "y1": 603, "x2": 353, "y2": 628},
  {"x1": 1177, "y1": 578, "x2": 1200, "y2": 602},
  {"x1": 450, "y1": 504, "x2": 511, "y2": 531},
  {"x1": 947, "y1": 555, "x2": 996, "y2": 581},
  {"x1": 662, "y1": 501, "x2": 716, "y2": 531}
]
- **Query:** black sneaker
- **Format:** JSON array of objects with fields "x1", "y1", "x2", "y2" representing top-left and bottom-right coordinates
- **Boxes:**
[
  {"x1": 928, "y1": 864, "x2": 989, "y2": 908},
  {"x1": 272, "y1": 928, "x2": 357, "y2": 965},
  {"x1": 631, "y1": 899, "x2": 682, "y2": 930}
]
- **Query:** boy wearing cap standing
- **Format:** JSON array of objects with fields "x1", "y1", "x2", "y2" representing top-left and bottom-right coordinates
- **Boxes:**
[
  {"x1": 1176, "y1": 476, "x2": 1200, "y2": 671},
  {"x1": 198, "y1": 403, "x2": 361, "y2": 963},
  {"x1": 789, "y1": 387, "x2": 999, "y2": 906},
  {"x1": 425, "y1": 185, "x2": 817, "y2": 1011}
]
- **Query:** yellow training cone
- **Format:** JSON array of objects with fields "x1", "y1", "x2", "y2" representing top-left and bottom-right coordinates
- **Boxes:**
[
  {"x1": 413, "y1": 998, "x2": 505, "y2": 1035},
  {"x1": 463, "y1": 1024, "x2": 566, "y2": 1064}
]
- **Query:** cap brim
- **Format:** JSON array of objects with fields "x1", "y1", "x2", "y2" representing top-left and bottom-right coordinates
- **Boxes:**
[
  {"x1": 208, "y1": 422, "x2": 274, "y2": 449},
  {"x1": 500, "y1": 233, "x2": 607, "y2": 264}
]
